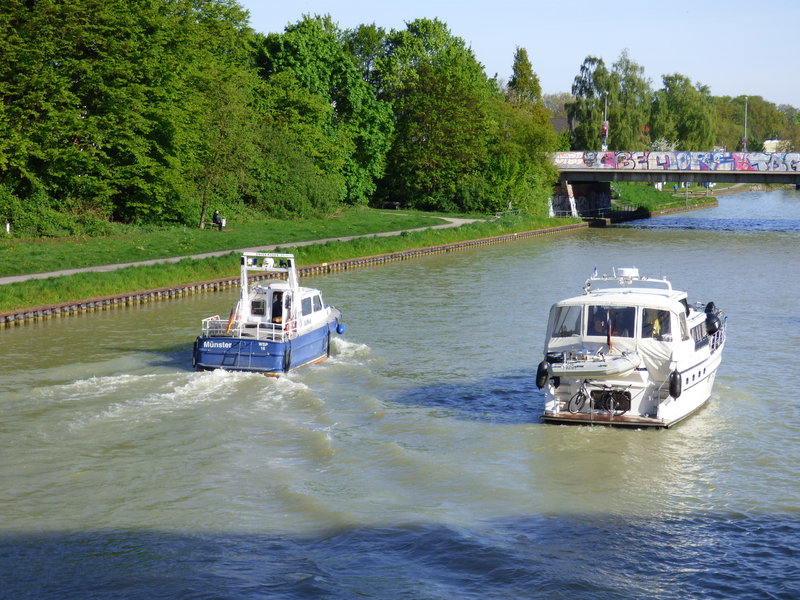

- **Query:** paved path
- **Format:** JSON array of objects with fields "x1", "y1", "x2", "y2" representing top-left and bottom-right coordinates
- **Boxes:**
[{"x1": 0, "y1": 217, "x2": 480, "y2": 285}]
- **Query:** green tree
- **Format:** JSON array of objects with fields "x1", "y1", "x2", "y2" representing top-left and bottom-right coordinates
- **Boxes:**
[
  {"x1": 485, "y1": 95, "x2": 559, "y2": 216},
  {"x1": 711, "y1": 96, "x2": 741, "y2": 150},
  {"x1": 246, "y1": 71, "x2": 345, "y2": 217},
  {"x1": 740, "y1": 95, "x2": 786, "y2": 151},
  {"x1": 566, "y1": 56, "x2": 611, "y2": 150},
  {"x1": 375, "y1": 19, "x2": 496, "y2": 211},
  {"x1": 607, "y1": 50, "x2": 652, "y2": 150},
  {"x1": 256, "y1": 15, "x2": 394, "y2": 206},
  {"x1": 492, "y1": 48, "x2": 559, "y2": 215},
  {"x1": 778, "y1": 104, "x2": 800, "y2": 151},
  {"x1": 192, "y1": 66, "x2": 263, "y2": 229},
  {"x1": 343, "y1": 23, "x2": 387, "y2": 89},
  {"x1": 651, "y1": 74, "x2": 715, "y2": 149},
  {"x1": 0, "y1": 0, "x2": 258, "y2": 224},
  {"x1": 543, "y1": 92, "x2": 574, "y2": 118},
  {"x1": 712, "y1": 96, "x2": 786, "y2": 151},
  {"x1": 508, "y1": 47, "x2": 542, "y2": 105}
]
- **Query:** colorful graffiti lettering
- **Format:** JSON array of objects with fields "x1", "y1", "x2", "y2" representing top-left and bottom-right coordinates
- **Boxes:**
[{"x1": 554, "y1": 151, "x2": 800, "y2": 172}]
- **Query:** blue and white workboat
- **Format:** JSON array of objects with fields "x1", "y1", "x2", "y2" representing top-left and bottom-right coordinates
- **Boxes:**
[
  {"x1": 536, "y1": 267, "x2": 726, "y2": 428},
  {"x1": 192, "y1": 252, "x2": 345, "y2": 375}
]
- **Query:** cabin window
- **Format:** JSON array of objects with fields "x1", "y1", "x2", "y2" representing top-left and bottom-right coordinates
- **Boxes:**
[
  {"x1": 642, "y1": 308, "x2": 671, "y2": 340},
  {"x1": 691, "y1": 323, "x2": 708, "y2": 349},
  {"x1": 551, "y1": 305, "x2": 581, "y2": 337},
  {"x1": 313, "y1": 295, "x2": 323, "y2": 312},
  {"x1": 588, "y1": 305, "x2": 635, "y2": 338},
  {"x1": 301, "y1": 297, "x2": 313, "y2": 316},
  {"x1": 251, "y1": 300, "x2": 266, "y2": 316},
  {"x1": 679, "y1": 313, "x2": 690, "y2": 341}
]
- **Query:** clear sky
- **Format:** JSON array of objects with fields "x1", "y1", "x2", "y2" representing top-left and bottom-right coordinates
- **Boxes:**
[{"x1": 238, "y1": 0, "x2": 798, "y2": 108}]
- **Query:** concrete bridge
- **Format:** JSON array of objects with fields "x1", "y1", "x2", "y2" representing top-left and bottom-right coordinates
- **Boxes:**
[
  {"x1": 554, "y1": 151, "x2": 800, "y2": 185},
  {"x1": 550, "y1": 150, "x2": 800, "y2": 219}
]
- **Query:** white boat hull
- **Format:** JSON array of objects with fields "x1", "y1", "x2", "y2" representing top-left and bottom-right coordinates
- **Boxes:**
[
  {"x1": 541, "y1": 339, "x2": 724, "y2": 429},
  {"x1": 538, "y1": 267, "x2": 727, "y2": 429}
]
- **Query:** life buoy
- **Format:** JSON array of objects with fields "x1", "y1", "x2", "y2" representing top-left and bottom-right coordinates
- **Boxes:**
[
  {"x1": 536, "y1": 360, "x2": 551, "y2": 389},
  {"x1": 669, "y1": 370, "x2": 682, "y2": 398},
  {"x1": 284, "y1": 319, "x2": 296, "y2": 331}
]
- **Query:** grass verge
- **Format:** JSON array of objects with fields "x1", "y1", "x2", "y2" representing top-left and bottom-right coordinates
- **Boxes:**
[
  {"x1": 0, "y1": 207, "x2": 444, "y2": 277},
  {"x1": 0, "y1": 213, "x2": 578, "y2": 312}
]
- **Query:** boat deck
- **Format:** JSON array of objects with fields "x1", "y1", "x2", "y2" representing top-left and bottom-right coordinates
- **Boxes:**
[{"x1": 541, "y1": 411, "x2": 667, "y2": 429}]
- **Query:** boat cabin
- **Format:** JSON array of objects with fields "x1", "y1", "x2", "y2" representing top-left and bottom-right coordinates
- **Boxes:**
[{"x1": 544, "y1": 269, "x2": 720, "y2": 380}]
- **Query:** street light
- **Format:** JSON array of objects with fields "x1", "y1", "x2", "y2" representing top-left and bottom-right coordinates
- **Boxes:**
[
  {"x1": 742, "y1": 96, "x2": 748, "y2": 152},
  {"x1": 601, "y1": 92, "x2": 609, "y2": 151}
]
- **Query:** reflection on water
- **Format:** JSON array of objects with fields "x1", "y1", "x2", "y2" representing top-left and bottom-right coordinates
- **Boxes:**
[{"x1": 1, "y1": 190, "x2": 800, "y2": 598}]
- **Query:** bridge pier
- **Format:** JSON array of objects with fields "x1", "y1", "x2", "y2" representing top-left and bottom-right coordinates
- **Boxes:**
[{"x1": 551, "y1": 181, "x2": 611, "y2": 218}]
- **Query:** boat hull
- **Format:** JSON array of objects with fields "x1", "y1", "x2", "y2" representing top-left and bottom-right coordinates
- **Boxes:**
[
  {"x1": 193, "y1": 321, "x2": 336, "y2": 375},
  {"x1": 541, "y1": 348, "x2": 722, "y2": 429},
  {"x1": 541, "y1": 396, "x2": 709, "y2": 429}
]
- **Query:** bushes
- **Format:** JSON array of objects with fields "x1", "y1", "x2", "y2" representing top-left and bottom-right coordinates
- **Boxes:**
[{"x1": 0, "y1": 185, "x2": 121, "y2": 238}]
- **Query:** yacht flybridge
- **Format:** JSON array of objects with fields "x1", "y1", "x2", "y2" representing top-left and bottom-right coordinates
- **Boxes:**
[{"x1": 537, "y1": 267, "x2": 726, "y2": 428}]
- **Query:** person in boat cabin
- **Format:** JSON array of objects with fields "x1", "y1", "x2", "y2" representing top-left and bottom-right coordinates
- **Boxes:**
[
  {"x1": 589, "y1": 307, "x2": 608, "y2": 336},
  {"x1": 590, "y1": 316, "x2": 606, "y2": 336},
  {"x1": 271, "y1": 293, "x2": 284, "y2": 323}
]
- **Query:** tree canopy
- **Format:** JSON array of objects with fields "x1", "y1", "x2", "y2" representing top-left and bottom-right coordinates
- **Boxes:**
[
  {"x1": 0, "y1": 5, "x2": 560, "y2": 234},
  {"x1": 1, "y1": 5, "x2": 796, "y2": 237},
  {"x1": 565, "y1": 49, "x2": 797, "y2": 153}
]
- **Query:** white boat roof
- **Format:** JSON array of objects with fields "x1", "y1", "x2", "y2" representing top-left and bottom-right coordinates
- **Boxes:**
[{"x1": 555, "y1": 267, "x2": 688, "y2": 312}]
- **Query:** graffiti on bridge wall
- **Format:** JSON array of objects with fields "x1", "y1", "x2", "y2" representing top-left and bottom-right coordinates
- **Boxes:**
[{"x1": 554, "y1": 151, "x2": 800, "y2": 172}]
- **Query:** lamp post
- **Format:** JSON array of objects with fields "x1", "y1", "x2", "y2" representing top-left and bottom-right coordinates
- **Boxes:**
[
  {"x1": 601, "y1": 92, "x2": 609, "y2": 152},
  {"x1": 742, "y1": 96, "x2": 748, "y2": 152}
]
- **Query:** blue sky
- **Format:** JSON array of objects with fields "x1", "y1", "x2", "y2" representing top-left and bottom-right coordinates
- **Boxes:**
[{"x1": 238, "y1": 0, "x2": 798, "y2": 108}]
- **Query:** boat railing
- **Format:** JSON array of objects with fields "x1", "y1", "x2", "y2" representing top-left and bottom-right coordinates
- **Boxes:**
[
  {"x1": 201, "y1": 316, "x2": 298, "y2": 342},
  {"x1": 709, "y1": 316, "x2": 727, "y2": 352}
]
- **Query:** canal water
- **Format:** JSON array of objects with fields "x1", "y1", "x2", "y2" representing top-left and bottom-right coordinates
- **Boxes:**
[{"x1": 1, "y1": 190, "x2": 799, "y2": 599}]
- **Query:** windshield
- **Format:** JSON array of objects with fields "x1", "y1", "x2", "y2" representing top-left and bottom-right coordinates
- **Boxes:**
[
  {"x1": 588, "y1": 305, "x2": 635, "y2": 338},
  {"x1": 550, "y1": 305, "x2": 581, "y2": 337}
]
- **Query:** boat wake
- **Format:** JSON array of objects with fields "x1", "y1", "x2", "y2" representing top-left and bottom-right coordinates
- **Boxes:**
[
  {"x1": 64, "y1": 368, "x2": 310, "y2": 430},
  {"x1": 328, "y1": 337, "x2": 371, "y2": 362}
]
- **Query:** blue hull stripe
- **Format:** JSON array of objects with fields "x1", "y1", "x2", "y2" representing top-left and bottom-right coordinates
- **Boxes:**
[{"x1": 194, "y1": 323, "x2": 333, "y2": 374}]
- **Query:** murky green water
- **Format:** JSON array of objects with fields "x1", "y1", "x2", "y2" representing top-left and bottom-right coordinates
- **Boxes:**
[{"x1": 1, "y1": 190, "x2": 799, "y2": 598}]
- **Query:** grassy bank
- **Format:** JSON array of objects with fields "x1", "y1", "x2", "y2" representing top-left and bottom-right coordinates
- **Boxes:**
[
  {"x1": 0, "y1": 207, "x2": 443, "y2": 278},
  {"x1": 613, "y1": 181, "x2": 717, "y2": 212},
  {"x1": 0, "y1": 213, "x2": 576, "y2": 312}
]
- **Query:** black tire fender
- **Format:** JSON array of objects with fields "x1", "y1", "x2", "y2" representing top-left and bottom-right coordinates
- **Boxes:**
[
  {"x1": 536, "y1": 360, "x2": 551, "y2": 389},
  {"x1": 669, "y1": 370, "x2": 682, "y2": 398}
]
